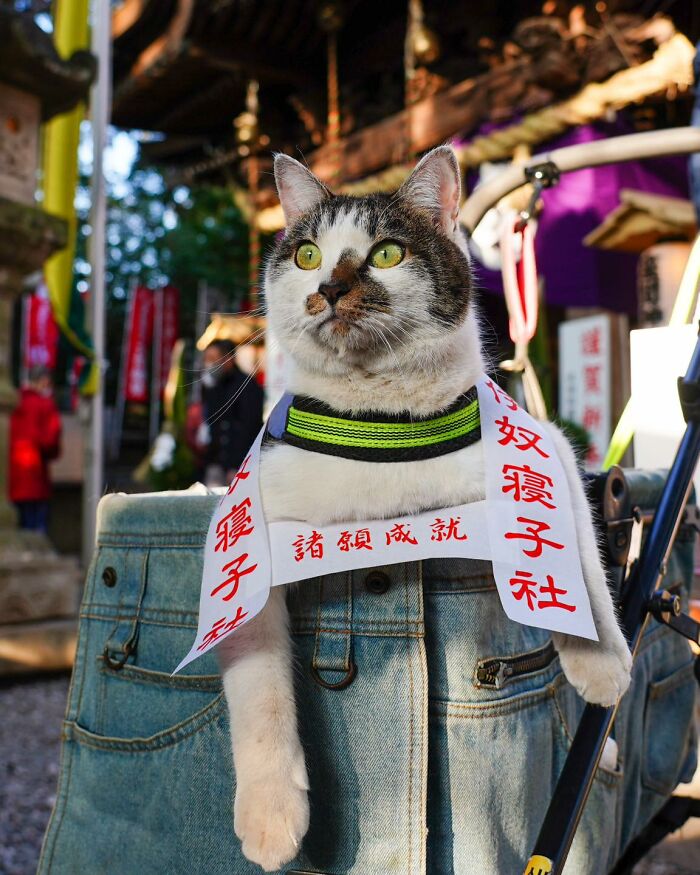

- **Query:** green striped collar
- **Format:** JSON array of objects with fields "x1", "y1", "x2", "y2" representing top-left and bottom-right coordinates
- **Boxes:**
[{"x1": 273, "y1": 387, "x2": 481, "y2": 462}]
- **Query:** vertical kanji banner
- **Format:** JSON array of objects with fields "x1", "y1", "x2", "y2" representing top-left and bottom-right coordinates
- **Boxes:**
[
  {"x1": 23, "y1": 280, "x2": 60, "y2": 372},
  {"x1": 159, "y1": 286, "x2": 180, "y2": 396},
  {"x1": 174, "y1": 431, "x2": 272, "y2": 674},
  {"x1": 477, "y1": 377, "x2": 597, "y2": 640},
  {"x1": 124, "y1": 286, "x2": 154, "y2": 403}
]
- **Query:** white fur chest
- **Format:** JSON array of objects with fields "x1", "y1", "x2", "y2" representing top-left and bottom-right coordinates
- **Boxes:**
[{"x1": 259, "y1": 440, "x2": 486, "y2": 525}]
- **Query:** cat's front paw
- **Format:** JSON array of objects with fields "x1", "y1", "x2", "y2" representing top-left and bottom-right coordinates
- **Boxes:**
[
  {"x1": 559, "y1": 640, "x2": 632, "y2": 707},
  {"x1": 234, "y1": 754, "x2": 310, "y2": 872}
]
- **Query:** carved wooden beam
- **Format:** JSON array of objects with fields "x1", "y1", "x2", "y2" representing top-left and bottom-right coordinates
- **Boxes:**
[{"x1": 308, "y1": 61, "x2": 527, "y2": 184}]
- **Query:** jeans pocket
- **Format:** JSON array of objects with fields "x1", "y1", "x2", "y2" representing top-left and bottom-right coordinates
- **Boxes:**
[
  {"x1": 642, "y1": 660, "x2": 697, "y2": 796},
  {"x1": 91, "y1": 657, "x2": 223, "y2": 742},
  {"x1": 73, "y1": 634, "x2": 224, "y2": 746},
  {"x1": 428, "y1": 675, "x2": 584, "y2": 874},
  {"x1": 71, "y1": 689, "x2": 227, "y2": 752}
]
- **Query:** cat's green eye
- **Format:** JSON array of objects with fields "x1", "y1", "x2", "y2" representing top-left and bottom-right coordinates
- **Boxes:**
[
  {"x1": 295, "y1": 242, "x2": 322, "y2": 270},
  {"x1": 370, "y1": 240, "x2": 405, "y2": 269}
]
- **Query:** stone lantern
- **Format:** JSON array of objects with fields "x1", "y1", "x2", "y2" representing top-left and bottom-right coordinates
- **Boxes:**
[{"x1": 0, "y1": 8, "x2": 95, "y2": 673}]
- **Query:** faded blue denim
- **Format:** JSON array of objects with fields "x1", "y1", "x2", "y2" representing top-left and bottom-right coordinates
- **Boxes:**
[{"x1": 39, "y1": 474, "x2": 697, "y2": 874}]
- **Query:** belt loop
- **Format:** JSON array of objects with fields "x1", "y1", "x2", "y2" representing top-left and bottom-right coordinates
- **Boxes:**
[
  {"x1": 311, "y1": 571, "x2": 355, "y2": 689},
  {"x1": 102, "y1": 549, "x2": 149, "y2": 670}
]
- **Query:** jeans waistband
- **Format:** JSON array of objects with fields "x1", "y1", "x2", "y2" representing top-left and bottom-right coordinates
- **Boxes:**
[{"x1": 89, "y1": 494, "x2": 498, "y2": 643}]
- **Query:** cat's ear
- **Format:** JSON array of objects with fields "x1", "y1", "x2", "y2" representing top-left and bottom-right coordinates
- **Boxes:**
[
  {"x1": 274, "y1": 154, "x2": 331, "y2": 225},
  {"x1": 397, "y1": 146, "x2": 461, "y2": 237}
]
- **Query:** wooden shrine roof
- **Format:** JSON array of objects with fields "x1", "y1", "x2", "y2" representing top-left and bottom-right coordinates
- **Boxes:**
[
  {"x1": 0, "y1": 7, "x2": 95, "y2": 119},
  {"x1": 583, "y1": 189, "x2": 697, "y2": 253},
  {"x1": 111, "y1": 1, "x2": 700, "y2": 189}
]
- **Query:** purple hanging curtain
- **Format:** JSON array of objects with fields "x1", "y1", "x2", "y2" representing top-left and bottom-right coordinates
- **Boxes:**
[{"x1": 465, "y1": 119, "x2": 690, "y2": 314}]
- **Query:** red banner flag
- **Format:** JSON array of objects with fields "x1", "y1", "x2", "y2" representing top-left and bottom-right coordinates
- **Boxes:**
[
  {"x1": 124, "y1": 285, "x2": 154, "y2": 403},
  {"x1": 23, "y1": 280, "x2": 59, "y2": 372},
  {"x1": 159, "y1": 285, "x2": 180, "y2": 396}
]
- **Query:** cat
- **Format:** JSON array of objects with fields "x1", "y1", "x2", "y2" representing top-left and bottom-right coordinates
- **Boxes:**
[{"x1": 217, "y1": 146, "x2": 633, "y2": 871}]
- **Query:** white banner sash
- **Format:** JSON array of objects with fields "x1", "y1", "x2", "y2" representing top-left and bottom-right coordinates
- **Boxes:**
[{"x1": 174, "y1": 376, "x2": 596, "y2": 674}]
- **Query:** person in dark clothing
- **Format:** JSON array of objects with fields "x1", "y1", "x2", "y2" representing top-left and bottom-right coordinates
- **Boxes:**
[{"x1": 198, "y1": 339, "x2": 264, "y2": 486}]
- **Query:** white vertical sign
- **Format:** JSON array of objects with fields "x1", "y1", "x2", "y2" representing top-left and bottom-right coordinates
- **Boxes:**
[{"x1": 559, "y1": 315, "x2": 611, "y2": 470}]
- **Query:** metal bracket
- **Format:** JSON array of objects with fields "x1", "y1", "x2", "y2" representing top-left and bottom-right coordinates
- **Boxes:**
[
  {"x1": 515, "y1": 161, "x2": 561, "y2": 230},
  {"x1": 683, "y1": 503, "x2": 700, "y2": 531},
  {"x1": 648, "y1": 590, "x2": 700, "y2": 645},
  {"x1": 677, "y1": 376, "x2": 700, "y2": 424}
]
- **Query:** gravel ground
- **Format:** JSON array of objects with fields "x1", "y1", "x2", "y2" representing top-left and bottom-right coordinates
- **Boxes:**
[
  {"x1": 0, "y1": 674, "x2": 69, "y2": 875},
  {"x1": 0, "y1": 673, "x2": 697, "y2": 875}
]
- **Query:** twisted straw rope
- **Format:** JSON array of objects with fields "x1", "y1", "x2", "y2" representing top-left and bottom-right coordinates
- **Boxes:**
[{"x1": 257, "y1": 33, "x2": 695, "y2": 232}]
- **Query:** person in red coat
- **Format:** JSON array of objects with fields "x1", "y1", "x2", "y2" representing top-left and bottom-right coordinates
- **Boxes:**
[{"x1": 9, "y1": 367, "x2": 62, "y2": 533}]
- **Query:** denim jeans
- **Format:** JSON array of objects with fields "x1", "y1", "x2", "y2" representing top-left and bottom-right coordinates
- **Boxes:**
[
  {"x1": 39, "y1": 474, "x2": 697, "y2": 874},
  {"x1": 15, "y1": 499, "x2": 49, "y2": 533}
]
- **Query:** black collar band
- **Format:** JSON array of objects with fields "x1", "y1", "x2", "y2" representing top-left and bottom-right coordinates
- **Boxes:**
[{"x1": 266, "y1": 387, "x2": 481, "y2": 462}]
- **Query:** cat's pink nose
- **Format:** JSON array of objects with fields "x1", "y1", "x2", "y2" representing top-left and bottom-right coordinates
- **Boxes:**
[{"x1": 318, "y1": 281, "x2": 350, "y2": 305}]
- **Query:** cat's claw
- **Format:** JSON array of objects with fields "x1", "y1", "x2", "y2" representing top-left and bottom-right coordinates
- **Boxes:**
[
  {"x1": 559, "y1": 641, "x2": 633, "y2": 707},
  {"x1": 234, "y1": 757, "x2": 310, "y2": 872}
]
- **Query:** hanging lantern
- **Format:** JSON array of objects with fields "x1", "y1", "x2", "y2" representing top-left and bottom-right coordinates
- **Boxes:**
[
  {"x1": 318, "y1": 1, "x2": 344, "y2": 33},
  {"x1": 318, "y1": 1, "x2": 344, "y2": 186},
  {"x1": 411, "y1": 22, "x2": 440, "y2": 66},
  {"x1": 407, "y1": 0, "x2": 440, "y2": 72},
  {"x1": 405, "y1": 0, "x2": 441, "y2": 113},
  {"x1": 233, "y1": 81, "x2": 262, "y2": 310},
  {"x1": 234, "y1": 80, "x2": 259, "y2": 153},
  {"x1": 318, "y1": 2, "x2": 344, "y2": 146}
]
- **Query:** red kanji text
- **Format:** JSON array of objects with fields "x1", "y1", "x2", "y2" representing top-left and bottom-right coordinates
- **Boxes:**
[
  {"x1": 215, "y1": 498, "x2": 254, "y2": 552},
  {"x1": 581, "y1": 327, "x2": 601, "y2": 356},
  {"x1": 504, "y1": 517, "x2": 565, "y2": 558},
  {"x1": 385, "y1": 523, "x2": 418, "y2": 546},
  {"x1": 584, "y1": 365, "x2": 602, "y2": 393},
  {"x1": 538, "y1": 574, "x2": 576, "y2": 612},
  {"x1": 197, "y1": 607, "x2": 249, "y2": 651},
  {"x1": 210, "y1": 553, "x2": 258, "y2": 601},
  {"x1": 582, "y1": 406, "x2": 602, "y2": 431},
  {"x1": 508, "y1": 570, "x2": 575, "y2": 613},
  {"x1": 337, "y1": 528, "x2": 373, "y2": 552},
  {"x1": 485, "y1": 379, "x2": 518, "y2": 410},
  {"x1": 509, "y1": 570, "x2": 538, "y2": 611},
  {"x1": 431, "y1": 516, "x2": 468, "y2": 542},
  {"x1": 495, "y1": 415, "x2": 549, "y2": 458},
  {"x1": 293, "y1": 530, "x2": 324, "y2": 561},
  {"x1": 226, "y1": 454, "x2": 252, "y2": 496},
  {"x1": 501, "y1": 464, "x2": 556, "y2": 509}
]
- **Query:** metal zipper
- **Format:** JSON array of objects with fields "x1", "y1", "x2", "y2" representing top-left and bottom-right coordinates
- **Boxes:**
[{"x1": 474, "y1": 641, "x2": 557, "y2": 690}]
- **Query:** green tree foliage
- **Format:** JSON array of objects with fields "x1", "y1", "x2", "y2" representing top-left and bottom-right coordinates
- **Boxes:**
[
  {"x1": 70, "y1": 133, "x2": 250, "y2": 406},
  {"x1": 157, "y1": 185, "x2": 251, "y2": 315}
]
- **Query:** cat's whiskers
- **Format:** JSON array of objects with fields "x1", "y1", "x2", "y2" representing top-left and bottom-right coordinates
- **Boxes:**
[
  {"x1": 204, "y1": 359, "x2": 265, "y2": 428},
  {"x1": 361, "y1": 315, "x2": 406, "y2": 377},
  {"x1": 200, "y1": 320, "x2": 297, "y2": 428}
]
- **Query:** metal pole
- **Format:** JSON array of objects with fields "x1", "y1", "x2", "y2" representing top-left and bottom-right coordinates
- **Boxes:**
[
  {"x1": 192, "y1": 279, "x2": 209, "y2": 406},
  {"x1": 461, "y1": 127, "x2": 700, "y2": 233},
  {"x1": 109, "y1": 278, "x2": 135, "y2": 460},
  {"x1": 149, "y1": 286, "x2": 163, "y2": 444},
  {"x1": 83, "y1": 0, "x2": 111, "y2": 563},
  {"x1": 20, "y1": 293, "x2": 29, "y2": 388}
]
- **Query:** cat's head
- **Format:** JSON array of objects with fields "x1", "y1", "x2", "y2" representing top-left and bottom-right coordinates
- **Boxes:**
[{"x1": 265, "y1": 146, "x2": 474, "y2": 379}]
